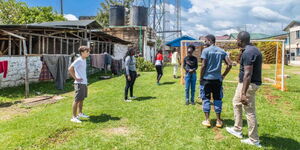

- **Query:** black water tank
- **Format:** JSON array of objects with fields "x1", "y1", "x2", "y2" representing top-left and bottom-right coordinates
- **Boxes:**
[
  {"x1": 109, "y1": 5, "x2": 125, "y2": 26},
  {"x1": 130, "y1": 6, "x2": 148, "y2": 26}
]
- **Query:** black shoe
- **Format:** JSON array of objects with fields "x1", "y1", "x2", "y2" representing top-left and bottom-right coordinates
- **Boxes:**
[
  {"x1": 191, "y1": 102, "x2": 195, "y2": 105},
  {"x1": 185, "y1": 101, "x2": 190, "y2": 105}
]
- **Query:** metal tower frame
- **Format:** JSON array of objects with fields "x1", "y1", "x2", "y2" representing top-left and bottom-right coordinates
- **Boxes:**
[{"x1": 133, "y1": 0, "x2": 182, "y2": 43}]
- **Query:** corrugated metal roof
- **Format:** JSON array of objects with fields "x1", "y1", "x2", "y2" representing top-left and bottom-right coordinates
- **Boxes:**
[
  {"x1": 283, "y1": 20, "x2": 300, "y2": 31},
  {"x1": 165, "y1": 35, "x2": 196, "y2": 47},
  {"x1": 0, "y1": 24, "x2": 81, "y2": 30},
  {"x1": 229, "y1": 33, "x2": 270, "y2": 40},
  {"x1": 92, "y1": 30, "x2": 131, "y2": 45},
  {"x1": 30, "y1": 20, "x2": 102, "y2": 29}
]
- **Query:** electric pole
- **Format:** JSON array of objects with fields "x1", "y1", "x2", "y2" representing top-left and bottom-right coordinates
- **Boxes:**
[{"x1": 60, "y1": 0, "x2": 64, "y2": 15}]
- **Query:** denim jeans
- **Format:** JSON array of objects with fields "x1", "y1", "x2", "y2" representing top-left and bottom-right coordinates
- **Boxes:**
[{"x1": 185, "y1": 72, "x2": 197, "y2": 102}]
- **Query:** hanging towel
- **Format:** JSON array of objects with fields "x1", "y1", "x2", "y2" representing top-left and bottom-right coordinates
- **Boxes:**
[
  {"x1": 0, "y1": 60, "x2": 8, "y2": 78},
  {"x1": 91, "y1": 54, "x2": 105, "y2": 69},
  {"x1": 43, "y1": 55, "x2": 70, "y2": 90}
]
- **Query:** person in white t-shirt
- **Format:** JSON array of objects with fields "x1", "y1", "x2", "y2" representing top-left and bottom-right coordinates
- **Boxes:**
[
  {"x1": 68, "y1": 46, "x2": 90, "y2": 123},
  {"x1": 171, "y1": 48, "x2": 181, "y2": 78}
]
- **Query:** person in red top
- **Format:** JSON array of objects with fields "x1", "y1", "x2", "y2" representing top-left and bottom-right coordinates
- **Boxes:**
[{"x1": 155, "y1": 49, "x2": 163, "y2": 85}]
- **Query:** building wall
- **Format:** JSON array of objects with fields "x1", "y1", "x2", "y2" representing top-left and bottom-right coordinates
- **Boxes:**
[
  {"x1": 0, "y1": 56, "x2": 42, "y2": 89},
  {"x1": 113, "y1": 44, "x2": 128, "y2": 60},
  {"x1": 289, "y1": 25, "x2": 300, "y2": 61}
]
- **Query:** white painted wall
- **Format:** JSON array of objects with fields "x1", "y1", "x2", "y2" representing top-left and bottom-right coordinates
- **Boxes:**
[
  {"x1": 113, "y1": 44, "x2": 128, "y2": 60},
  {"x1": 0, "y1": 56, "x2": 42, "y2": 89}
]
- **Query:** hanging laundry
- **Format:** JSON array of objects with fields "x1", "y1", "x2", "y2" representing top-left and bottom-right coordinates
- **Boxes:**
[
  {"x1": 0, "y1": 60, "x2": 8, "y2": 78},
  {"x1": 111, "y1": 59, "x2": 123, "y2": 75},
  {"x1": 39, "y1": 61, "x2": 53, "y2": 81},
  {"x1": 104, "y1": 53, "x2": 112, "y2": 66},
  {"x1": 90, "y1": 54, "x2": 105, "y2": 69},
  {"x1": 43, "y1": 55, "x2": 70, "y2": 90}
]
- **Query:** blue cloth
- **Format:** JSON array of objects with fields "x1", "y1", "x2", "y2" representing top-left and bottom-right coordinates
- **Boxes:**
[
  {"x1": 185, "y1": 72, "x2": 197, "y2": 102},
  {"x1": 202, "y1": 99, "x2": 222, "y2": 113},
  {"x1": 201, "y1": 45, "x2": 227, "y2": 80}
]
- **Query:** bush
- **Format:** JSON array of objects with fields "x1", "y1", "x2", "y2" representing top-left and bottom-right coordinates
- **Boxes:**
[
  {"x1": 227, "y1": 49, "x2": 240, "y2": 62},
  {"x1": 136, "y1": 57, "x2": 155, "y2": 72}
]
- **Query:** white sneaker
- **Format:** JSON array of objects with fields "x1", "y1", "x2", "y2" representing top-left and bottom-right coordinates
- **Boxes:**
[
  {"x1": 241, "y1": 138, "x2": 262, "y2": 148},
  {"x1": 129, "y1": 96, "x2": 137, "y2": 100},
  {"x1": 226, "y1": 127, "x2": 243, "y2": 138},
  {"x1": 70, "y1": 117, "x2": 82, "y2": 123},
  {"x1": 124, "y1": 99, "x2": 132, "y2": 102},
  {"x1": 78, "y1": 113, "x2": 89, "y2": 118}
]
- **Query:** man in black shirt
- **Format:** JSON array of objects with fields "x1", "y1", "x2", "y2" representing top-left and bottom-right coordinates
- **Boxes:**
[
  {"x1": 183, "y1": 45, "x2": 198, "y2": 105},
  {"x1": 226, "y1": 31, "x2": 262, "y2": 148}
]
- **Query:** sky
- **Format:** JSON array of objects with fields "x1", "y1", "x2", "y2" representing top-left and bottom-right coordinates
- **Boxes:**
[{"x1": 19, "y1": 0, "x2": 300, "y2": 38}]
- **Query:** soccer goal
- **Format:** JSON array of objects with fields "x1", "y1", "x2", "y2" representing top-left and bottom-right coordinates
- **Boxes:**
[{"x1": 180, "y1": 39, "x2": 286, "y2": 91}]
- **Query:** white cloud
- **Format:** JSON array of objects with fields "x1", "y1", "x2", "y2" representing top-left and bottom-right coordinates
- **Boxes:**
[
  {"x1": 159, "y1": 0, "x2": 300, "y2": 41},
  {"x1": 195, "y1": 24, "x2": 210, "y2": 33},
  {"x1": 212, "y1": 21, "x2": 235, "y2": 30},
  {"x1": 250, "y1": 6, "x2": 290, "y2": 22},
  {"x1": 64, "y1": 14, "x2": 78, "y2": 21}
]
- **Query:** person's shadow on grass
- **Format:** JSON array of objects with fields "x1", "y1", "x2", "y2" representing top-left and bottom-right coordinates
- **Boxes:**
[
  {"x1": 260, "y1": 134, "x2": 300, "y2": 149},
  {"x1": 89, "y1": 114, "x2": 121, "y2": 123},
  {"x1": 222, "y1": 119, "x2": 248, "y2": 127},
  {"x1": 161, "y1": 82, "x2": 176, "y2": 85},
  {"x1": 135, "y1": 96, "x2": 156, "y2": 101}
]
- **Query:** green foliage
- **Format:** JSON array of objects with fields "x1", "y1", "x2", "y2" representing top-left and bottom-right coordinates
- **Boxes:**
[
  {"x1": 0, "y1": 0, "x2": 65, "y2": 24},
  {"x1": 227, "y1": 49, "x2": 240, "y2": 62},
  {"x1": 136, "y1": 57, "x2": 155, "y2": 72},
  {"x1": 96, "y1": 0, "x2": 134, "y2": 27}
]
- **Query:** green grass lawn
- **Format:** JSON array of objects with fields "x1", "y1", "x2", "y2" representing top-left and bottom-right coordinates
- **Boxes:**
[{"x1": 0, "y1": 65, "x2": 299, "y2": 150}]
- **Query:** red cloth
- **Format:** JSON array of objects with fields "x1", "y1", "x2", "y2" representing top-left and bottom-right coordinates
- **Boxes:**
[
  {"x1": 0, "y1": 61, "x2": 8, "y2": 78},
  {"x1": 156, "y1": 53, "x2": 163, "y2": 61},
  {"x1": 39, "y1": 61, "x2": 53, "y2": 81}
]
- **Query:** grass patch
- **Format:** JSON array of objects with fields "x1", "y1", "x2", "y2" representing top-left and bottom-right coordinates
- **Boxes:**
[{"x1": 0, "y1": 65, "x2": 299, "y2": 149}]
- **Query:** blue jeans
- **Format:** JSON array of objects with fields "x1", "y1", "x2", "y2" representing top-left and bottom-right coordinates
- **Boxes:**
[{"x1": 185, "y1": 72, "x2": 197, "y2": 102}]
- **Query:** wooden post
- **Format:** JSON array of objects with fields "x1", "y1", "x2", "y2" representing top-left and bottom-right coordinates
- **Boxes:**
[
  {"x1": 38, "y1": 36, "x2": 41, "y2": 54},
  {"x1": 101, "y1": 42, "x2": 103, "y2": 53},
  {"x1": 97, "y1": 41, "x2": 100, "y2": 54},
  {"x1": 42, "y1": 36, "x2": 45, "y2": 54},
  {"x1": 23, "y1": 40, "x2": 29, "y2": 98},
  {"x1": 72, "y1": 39, "x2": 75, "y2": 53},
  {"x1": 29, "y1": 34, "x2": 32, "y2": 54},
  {"x1": 60, "y1": 38, "x2": 63, "y2": 54},
  {"x1": 53, "y1": 38, "x2": 56, "y2": 54},
  {"x1": 8, "y1": 35, "x2": 11, "y2": 56},
  {"x1": 46, "y1": 37, "x2": 49, "y2": 54},
  {"x1": 19, "y1": 39, "x2": 22, "y2": 55},
  {"x1": 66, "y1": 39, "x2": 69, "y2": 54},
  {"x1": 0, "y1": 41, "x2": 4, "y2": 51}
]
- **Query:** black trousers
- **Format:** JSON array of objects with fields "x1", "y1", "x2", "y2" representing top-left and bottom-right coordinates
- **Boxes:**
[
  {"x1": 124, "y1": 71, "x2": 137, "y2": 99},
  {"x1": 156, "y1": 65, "x2": 163, "y2": 83},
  {"x1": 200, "y1": 79, "x2": 223, "y2": 100}
]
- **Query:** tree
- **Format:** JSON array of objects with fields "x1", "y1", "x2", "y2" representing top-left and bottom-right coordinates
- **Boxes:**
[
  {"x1": 0, "y1": 0, "x2": 65, "y2": 24},
  {"x1": 96, "y1": 0, "x2": 134, "y2": 27}
]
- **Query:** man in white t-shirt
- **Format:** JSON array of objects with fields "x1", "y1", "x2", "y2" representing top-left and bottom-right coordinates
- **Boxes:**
[
  {"x1": 171, "y1": 48, "x2": 180, "y2": 78},
  {"x1": 68, "y1": 46, "x2": 90, "y2": 123}
]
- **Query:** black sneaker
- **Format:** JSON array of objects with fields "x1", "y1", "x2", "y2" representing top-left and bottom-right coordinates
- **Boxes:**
[
  {"x1": 191, "y1": 102, "x2": 195, "y2": 105},
  {"x1": 185, "y1": 101, "x2": 190, "y2": 105}
]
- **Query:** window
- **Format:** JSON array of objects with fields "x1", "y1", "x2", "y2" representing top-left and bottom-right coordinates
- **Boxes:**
[
  {"x1": 297, "y1": 48, "x2": 300, "y2": 56},
  {"x1": 297, "y1": 31, "x2": 300, "y2": 39}
]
